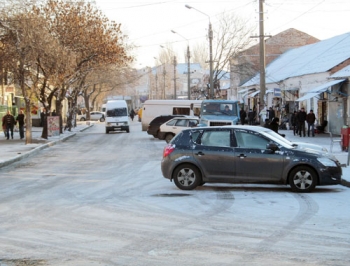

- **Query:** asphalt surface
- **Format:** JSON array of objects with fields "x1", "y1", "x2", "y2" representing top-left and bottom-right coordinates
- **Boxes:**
[{"x1": 0, "y1": 123, "x2": 349, "y2": 188}]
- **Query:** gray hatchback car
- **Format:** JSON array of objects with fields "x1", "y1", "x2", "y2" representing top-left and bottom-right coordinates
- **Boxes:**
[{"x1": 161, "y1": 126, "x2": 342, "y2": 192}]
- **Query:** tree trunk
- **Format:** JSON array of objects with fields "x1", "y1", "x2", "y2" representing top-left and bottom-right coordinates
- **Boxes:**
[{"x1": 24, "y1": 102, "x2": 32, "y2": 144}]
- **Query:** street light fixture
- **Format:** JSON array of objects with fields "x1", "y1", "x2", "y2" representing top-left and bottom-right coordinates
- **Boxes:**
[
  {"x1": 185, "y1": 4, "x2": 214, "y2": 99},
  {"x1": 171, "y1": 30, "x2": 191, "y2": 100},
  {"x1": 160, "y1": 45, "x2": 177, "y2": 99}
]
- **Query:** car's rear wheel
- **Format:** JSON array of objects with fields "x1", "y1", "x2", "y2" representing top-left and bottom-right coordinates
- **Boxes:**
[
  {"x1": 173, "y1": 164, "x2": 201, "y2": 190},
  {"x1": 165, "y1": 133, "x2": 174, "y2": 143},
  {"x1": 100, "y1": 117, "x2": 105, "y2": 122},
  {"x1": 80, "y1": 117, "x2": 86, "y2": 121},
  {"x1": 289, "y1": 166, "x2": 317, "y2": 192}
]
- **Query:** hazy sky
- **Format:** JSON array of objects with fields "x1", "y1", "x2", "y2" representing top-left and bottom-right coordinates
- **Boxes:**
[{"x1": 94, "y1": 0, "x2": 350, "y2": 68}]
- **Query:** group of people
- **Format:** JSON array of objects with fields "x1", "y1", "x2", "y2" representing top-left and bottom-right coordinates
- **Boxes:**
[
  {"x1": 290, "y1": 108, "x2": 316, "y2": 137},
  {"x1": 2, "y1": 110, "x2": 25, "y2": 140},
  {"x1": 240, "y1": 107, "x2": 258, "y2": 125}
]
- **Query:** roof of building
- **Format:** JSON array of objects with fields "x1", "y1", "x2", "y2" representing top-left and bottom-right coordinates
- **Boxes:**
[
  {"x1": 331, "y1": 64, "x2": 350, "y2": 78},
  {"x1": 241, "y1": 32, "x2": 350, "y2": 87}
]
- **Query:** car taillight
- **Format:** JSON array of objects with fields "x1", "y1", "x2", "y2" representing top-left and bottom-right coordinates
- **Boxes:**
[{"x1": 163, "y1": 144, "x2": 175, "y2": 158}]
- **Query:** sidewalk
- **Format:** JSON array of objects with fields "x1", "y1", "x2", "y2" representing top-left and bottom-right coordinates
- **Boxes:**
[
  {"x1": 0, "y1": 124, "x2": 349, "y2": 188},
  {"x1": 0, "y1": 123, "x2": 93, "y2": 168}
]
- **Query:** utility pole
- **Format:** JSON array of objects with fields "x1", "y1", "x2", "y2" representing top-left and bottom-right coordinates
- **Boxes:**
[
  {"x1": 259, "y1": 0, "x2": 266, "y2": 125},
  {"x1": 173, "y1": 56, "x2": 177, "y2": 99},
  {"x1": 154, "y1": 73, "x2": 158, "y2": 100},
  {"x1": 163, "y1": 65, "x2": 166, "y2": 99}
]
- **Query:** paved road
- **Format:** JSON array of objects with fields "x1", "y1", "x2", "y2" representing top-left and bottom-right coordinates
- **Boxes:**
[{"x1": 0, "y1": 121, "x2": 349, "y2": 266}]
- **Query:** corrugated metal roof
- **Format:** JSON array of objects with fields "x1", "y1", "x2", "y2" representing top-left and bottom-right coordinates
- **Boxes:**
[
  {"x1": 331, "y1": 65, "x2": 350, "y2": 78},
  {"x1": 241, "y1": 32, "x2": 350, "y2": 87}
]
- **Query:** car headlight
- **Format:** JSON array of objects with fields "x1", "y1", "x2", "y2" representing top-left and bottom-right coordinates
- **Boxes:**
[{"x1": 317, "y1": 157, "x2": 337, "y2": 167}]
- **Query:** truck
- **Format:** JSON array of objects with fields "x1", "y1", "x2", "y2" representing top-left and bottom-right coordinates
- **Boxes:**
[
  {"x1": 199, "y1": 99, "x2": 240, "y2": 126},
  {"x1": 141, "y1": 100, "x2": 202, "y2": 131},
  {"x1": 105, "y1": 100, "x2": 129, "y2": 134}
]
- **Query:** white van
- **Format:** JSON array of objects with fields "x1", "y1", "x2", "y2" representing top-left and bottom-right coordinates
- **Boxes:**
[
  {"x1": 141, "y1": 100, "x2": 202, "y2": 131},
  {"x1": 105, "y1": 100, "x2": 129, "y2": 133}
]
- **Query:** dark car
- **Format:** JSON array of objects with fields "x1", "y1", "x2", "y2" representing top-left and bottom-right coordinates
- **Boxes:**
[
  {"x1": 147, "y1": 115, "x2": 185, "y2": 138},
  {"x1": 161, "y1": 125, "x2": 342, "y2": 193}
]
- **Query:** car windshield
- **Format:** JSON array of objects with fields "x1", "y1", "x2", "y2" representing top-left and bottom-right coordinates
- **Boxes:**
[
  {"x1": 106, "y1": 108, "x2": 127, "y2": 117},
  {"x1": 202, "y1": 103, "x2": 237, "y2": 116}
]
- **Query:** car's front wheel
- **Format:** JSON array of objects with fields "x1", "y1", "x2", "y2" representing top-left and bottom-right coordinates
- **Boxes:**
[
  {"x1": 80, "y1": 117, "x2": 86, "y2": 121},
  {"x1": 289, "y1": 166, "x2": 317, "y2": 192},
  {"x1": 173, "y1": 164, "x2": 201, "y2": 190},
  {"x1": 100, "y1": 117, "x2": 105, "y2": 122}
]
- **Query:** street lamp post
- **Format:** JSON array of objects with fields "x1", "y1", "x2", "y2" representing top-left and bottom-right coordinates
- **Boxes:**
[
  {"x1": 171, "y1": 30, "x2": 191, "y2": 100},
  {"x1": 185, "y1": 4, "x2": 214, "y2": 99}
]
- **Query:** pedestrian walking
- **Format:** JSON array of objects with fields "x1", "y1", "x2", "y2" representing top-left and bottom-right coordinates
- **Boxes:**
[
  {"x1": 296, "y1": 107, "x2": 307, "y2": 137},
  {"x1": 269, "y1": 117, "x2": 286, "y2": 137},
  {"x1": 259, "y1": 106, "x2": 267, "y2": 124},
  {"x1": 291, "y1": 111, "x2": 297, "y2": 135},
  {"x1": 16, "y1": 110, "x2": 25, "y2": 139},
  {"x1": 306, "y1": 109, "x2": 316, "y2": 137},
  {"x1": 248, "y1": 108, "x2": 256, "y2": 125},
  {"x1": 240, "y1": 108, "x2": 247, "y2": 125},
  {"x1": 129, "y1": 108, "x2": 136, "y2": 121},
  {"x1": 268, "y1": 107, "x2": 275, "y2": 122},
  {"x1": 2, "y1": 110, "x2": 16, "y2": 140}
]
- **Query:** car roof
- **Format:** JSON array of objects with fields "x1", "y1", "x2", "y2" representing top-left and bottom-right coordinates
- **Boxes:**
[
  {"x1": 184, "y1": 125, "x2": 268, "y2": 132},
  {"x1": 169, "y1": 116, "x2": 198, "y2": 120}
]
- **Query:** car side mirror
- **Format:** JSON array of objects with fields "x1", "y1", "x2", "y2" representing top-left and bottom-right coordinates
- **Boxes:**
[{"x1": 266, "y1": 142, "x2": 279, "y2": 152}]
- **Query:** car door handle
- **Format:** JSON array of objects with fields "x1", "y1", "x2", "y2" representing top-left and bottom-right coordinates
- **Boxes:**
[
  {"x1": 237, "y1": 153, "x2": 247, "y2": 158},
  {"x1": 195, "y1": 151, "x2": 205, "y2": 156}
]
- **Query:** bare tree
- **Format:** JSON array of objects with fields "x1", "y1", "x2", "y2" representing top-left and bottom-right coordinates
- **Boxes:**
[
  {"x1": 191, "y1": 42, "x2": 207, "y2": 68},
  {"x1": 190, "y1": 12, "x2": 256, "y2": 98}
]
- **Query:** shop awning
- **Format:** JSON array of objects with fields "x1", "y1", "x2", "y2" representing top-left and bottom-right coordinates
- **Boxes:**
[
  {"x1": 247, "y1": 89, "x2": 274, "y2": 97},
  {"x1": 249, "y1": 90, "x2": 260, "y2": 97},
  {"x1": 296, "y1": 79, "x2": 346, "y2": 101},
  {"x1": 308, "y1": 79, "x2": 345, "y2": 93},
  {"x1": 295, "y1": 92, "x2": 320, "y2": 102}
]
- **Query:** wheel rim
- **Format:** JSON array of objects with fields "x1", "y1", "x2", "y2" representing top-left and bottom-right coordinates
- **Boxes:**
[
  {"x1": 177, "y1": 168, "x2": 196, "y2": 187},
  {"x1": 292, "y1": 170, "x2": 313, "y2": 190}
]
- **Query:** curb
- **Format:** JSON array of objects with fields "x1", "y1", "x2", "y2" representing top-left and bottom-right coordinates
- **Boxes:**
[{"x1": 0, "y1": 125, "x2": 93, "y2": 168}]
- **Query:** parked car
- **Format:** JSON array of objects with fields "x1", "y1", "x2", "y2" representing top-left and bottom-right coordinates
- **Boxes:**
[
  {"x1": 159, "y1": 116, "x2": 199, "y2": 143},
  {"x1": 77, "y1": 111, "x2": 105, "y2": 122},
  {"x1": 147, "y1": 115, "x2": 185, "y2": 138},
  {"x1": 161, "y1": 125, "x2": 342, "y2": 192}
]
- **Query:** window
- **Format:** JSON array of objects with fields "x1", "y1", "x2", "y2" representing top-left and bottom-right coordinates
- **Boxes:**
[
  {"x1": 173, "y1": 107, "x2": 190, "y2": 115},
  {"x1": 234, "y1": 131, "x2": 269, "y2": 149},
  {"x1": 175, "y1": 119, "x2": 187, "y2": 127},
  {"x1": 200, "y1": 130, "x2": 231, "y2": 147},
  {"x1": 166, "y1": 120, "x2": 177, "y2": 126}
]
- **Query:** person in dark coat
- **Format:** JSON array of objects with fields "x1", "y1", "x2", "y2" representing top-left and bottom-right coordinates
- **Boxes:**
[
  {"x1": 2, "y1": 110, "x2": 16, "y2": 140},
  {"x1": 291, "y1": 111, "x2": 298, "y2": 135},
  {"x1": 269, "y1": 117, "x2": 285, "y2": 137},
  {"x1": 296, "y1": 107, "x2": 307, "y2": 137},
  {"x1": 306, "y1": 109, "x2": 316, "y2": 137},
  {"x1": 248, "y1": 108, "x2": 256, "y2": 125},
  {"x1": 268, "y1": 107, "x2": 275, "y2": 122},
  {"x1": 129, "y1": 109, "x2": 136, "y2": 121},
  {"x1": 240, "y1": 108, "x2": 247, "y2": 125},
  {"x1": 16, "y1": 110, "x2": 25, "y2": 139}
]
